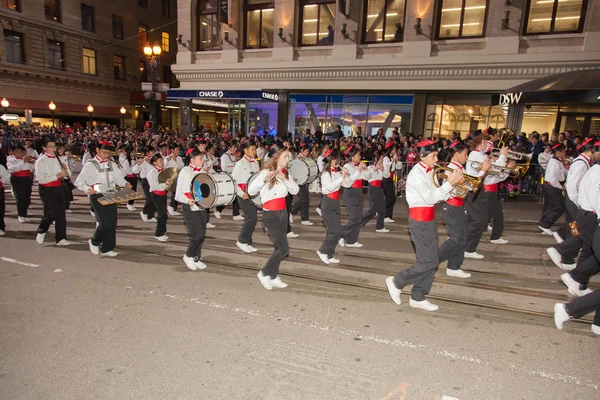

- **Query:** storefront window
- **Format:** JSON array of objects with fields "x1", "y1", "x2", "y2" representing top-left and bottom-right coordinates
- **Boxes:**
[
  {"x1": 424, "y1": 99, "x2": 506, "y2": 138},
  {"x1": 245, "y1": 0, "x2": 274, "y2": 49},
  {"x1": 524, "y1": 0, "x2": 587, "y2": 34},
  {"x1": 248, "y1": 102, "x2": 278, "y2": 136},
  {"x1": 196, "y1": 0, "x2": 222, "y2": 51},
  {"x1": 300, "y1": 0, "x2": 335, "y2": 46},
  {"x1": 363, "y1": 0, "x2": 406, "y2": 43},
  {"x1": 436, "y1": 0, "x2": 488, "y2": 39}
]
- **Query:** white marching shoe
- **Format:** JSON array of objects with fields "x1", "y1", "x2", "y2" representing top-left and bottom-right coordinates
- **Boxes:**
[
  {"x1": 538, "y1": 226, "x2": 553, "y2": 236},
  {"x1": 270, "y1": 277, "x2": 288, "y2": 289},
  {"x1": 0, "y1": 230, "x2": 5, "y2": 236},
  {"x1": 446, "y1": 269, "x2": 471, "y2": 278},
  {"x1": 127, "y1": 204, "x2": 136, "y2": 211},
  {"x1": 233, "y1": 215, "x2": 245, "y2": 221},
  {"x1": 195, "y1": 260, "x2": 207, "y2": 270},
  {"x1": 206, "y1": 222, "x2": 216, "y2": 229},
  {"x1": 140, "y1": 211, "x2": 148, "y2": 222},
  {"x1": 167, "y1": 206, "x2": 180, "y2": 216},
  {"x1": 490, "y1": 238, "x2": 508, "y2": 245},
  {"x1": 148, "y1": 217, "x2": 157, "y2": 223},
  {"x1": 183, "y1": 255, "x2": 197, "y2": 271},
  {"x1": 346, "y1": 242, "x2": 363, "y2": 248},
  {"x1": 546, "y1": 247, "x2": 562, "y2": 269},
  {"x1": 18, "y1": 216, "x2": 30, "y2": 223},
  {"x1": 409, "y1": 298, "x2": 439, "y2": 312},
  {"x1": 90, "y1": 210, "x2": 95, "y2": 217},
  {"x1": 155, "y1": 235, "x2": 168, "y2": 242},
  {"x1": 316, "y1": 250, "x2": 330, "y2": 265},
  {"x1": 236, "y1": 241, "x2": 252, "y2": 254},
  {"x1": 385, "y1": 277, "x2": 401, "y2": 305},
  {"x1": 464, "y1": 251, "x2": 484, "y2": 259},
  {"x1": 301, "y1": 220, "x2": 313, "y2": 226},
  {"x1": 289, "y1": 214, "x2": 294, "y2": 224},
  {"x1": 316, "y1": 207, "x2": 322, "y2": 217},
  {"x1": 338, "y1": 238, "x2": 346, "y2": 247},
  {"x1": 257, "y1": 272, "x2": 273, "y2": 290},
  {"x1": 214, "y1": 210, "x2": 222, "y2": 219},
  {"x1": 248, "y1": 245, "x2": 258, "y2": 253},
  {"x1": 376, "y1": 228, "x2": 390, "y2": 233},
  {"x1": 36, "y1": 233, "x2": 45, "y2": 244},
  {"x1": 88, "y1": 239, "x2": 99, "y2": 255},
  {"x1": 384, "y1": 217, "x2": 395, "y2": 223},
  {"x1": 328, "y1": 257, "x2": 340, "y2": 264},
  {"x1": 592, "y1": 325, "x2": 600, "y2": 335},
  {"x1": 56, "y1": 239, "x2": 71, "y2": 246},
  {"x1": 487, "y1": 225, "x2": 493, "y2": 231},
  {"x1": 554, "y1": 303, "x2": 570, "y2": 329},
  {"x1": 553, "y1": 231, "x2": 564, "y2": 244},
  {"x1": 560, "y1": 273, "x2": 583, "y2": 297},
  {"x1": 65, "y1": 209, "x2": 72, "y2": 214},
  {"x1": 101, "y1": 251, "x2": 118, "y2": 257},
  {"x1": 287, "y1": 231, "x2": 299, "y2": 238}
]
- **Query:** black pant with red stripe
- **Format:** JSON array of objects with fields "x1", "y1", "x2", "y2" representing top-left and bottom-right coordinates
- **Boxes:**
[
  {"x1": 465, "y1": 191, "x2": 489, "y2": 253},
  {"x1": 539, "y1": 182, "x2": 565, "y2": 230},
  {"x1": 361, "y1": 184, "x2": 385, "y2": 230},
  {"x1": 382, "y1": 177, "x2": 396, "y2": 219},
  {"x1": 141, "y1": 178, "x2": 156, "y2": 218},
  {"x1": 10, "y1": 175, "x2": 33, "y2": 218},
  {"x1": 37, "y1": 185, "x2": 67, "y2": 243}
]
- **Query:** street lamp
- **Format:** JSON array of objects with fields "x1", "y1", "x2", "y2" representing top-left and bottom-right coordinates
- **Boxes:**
[
  {"x1": 120, "y1": 106, "x2": 126, "y2": 129},
  {"x1": 143, "y1": 42, "x2": 162, "y2": 133},
  {"x1": 87, "y1": 104, "x2": 94, "y2": 130},
  {"x1": 1, "y1": 98, "x2": 8, "y2": 126},
  {"x1": 48, "y1": 101, "x2": 56, "y2": 128}
]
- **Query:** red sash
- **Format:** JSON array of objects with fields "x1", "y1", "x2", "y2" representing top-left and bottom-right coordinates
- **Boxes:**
[
  {"x1": 263, "y1": 197, "x2": 286, "y2": 211},
  {"x1": 484, "y1": 184, "x2": 498, "y2": 192},
  {"x1": 12, "y1": 170, "x2": 32, "y2": 177},
  {"x1": 184, "y1": 192, "x2": 192, "y2": 199},
  {"x1": 153, "y1": 190, "x2": 167, "y2": 196},
  {"x1": 40, "y1": 180, "x2": 62, "y2": 187},
  {"x1": 327, "y1": 191, "x2": 339, "y2": 200},
  {"x1": 446, "y1": 197, "x2": 464, "y2": 207},
  {"x1": 389, "y1": 171, "x2": 395, "y2": 179},
  {"x1": 238, "y1": 183, "x2": 247, "y2": 192},
  {"x1": 351, "y1": 179, "x2": 362, "y2": 189},
  {"x1": 370, "y1": 180, "x2": 382, "y2": 187},
  {"x1": 0, "y1": 182, "x2": 2, "y2": 189},
  {"x1": 126, "y1": 174, "x2": 137, "y2": 178},
  {"x1": 409, "y1": 206, "x2": 435, "y2": 222}
]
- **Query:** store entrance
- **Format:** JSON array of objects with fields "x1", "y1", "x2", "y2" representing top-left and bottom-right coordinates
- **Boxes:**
[{"x1": 556, "y1": 112, "x2": 600, "y2": 137}]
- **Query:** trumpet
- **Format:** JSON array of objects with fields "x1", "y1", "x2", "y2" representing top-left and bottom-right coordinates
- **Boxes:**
[
  {"x1": 431, "y1": 164, "x2": 483, "y2": 199},
  {"x1": 471, "y1": 161, "x2": 520, "y2": 177},
  {"x1": 489, "y1": 148, "x2": 533, "y2": 161}
]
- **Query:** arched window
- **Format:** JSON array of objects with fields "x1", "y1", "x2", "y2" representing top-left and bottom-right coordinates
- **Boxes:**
[{"x1": 196, "y1": 0, "x2": 222, "y2": 51}]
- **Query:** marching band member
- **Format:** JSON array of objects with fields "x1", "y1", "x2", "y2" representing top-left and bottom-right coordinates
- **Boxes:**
[
  {"x1": 217, "y1": 141, "x2": 242, "y2": 220},
  {"x1": 361, "y1": 154, "x2": 388, "y2": 233},
  {"x1": 120, "y1": 146, "x2": 139, "y2": 211},
  {"x1": 248, "y1": 141, "x2": 299, "y2": 290},
  {"x1": 133, "y1": 146, "x2": 157, "y2": 223},
  {"x1": 75, "y1": 140, "x2": 131, "y2": 257},
  {"x1": 385, "y1": 140, "x2": 463, "y2": 311},
  {"x1": 34, "y1": 137, "x2": 71, "y2": 246},
  {"x1": 463, "y1": 135, "x2": 501, "y2": 259},
  {"x1": 382, "y1": 143, "x2": 399, "y2": 223},
  {"x1": 175, "y1": 148, "x2": 208, "y2": 271},
  {"x1": 81, "y1": 144, "x2": 95, "y2": 167},
  {"x1": 538, "y1": 143, "x2": 567, "y2": 236},
  {"x1": 202, "y1": 142, "x2": 218, "y2": 228},
  {"x1": 554, "y1": 291, "x2": 600, "y2": 336},
  {"x1": 57, "y1": 144, "x2": 74, "y2": 214},
  {"x1": 339, "y1": 145, "x2": 371, "y2": 248},
  {"x1": 290, "y1": 143, "x2": 313, "y2": 226},
  {"x1": 147, "y1": 154, "x2": 172, "y2": 242},
  {"x1": 316, "y1": 149, "x2": 347, "y2": 265},
  {"x1": 232, "y1": 140, "x2": 260, "y2": 254},
  {"x1": 7, "y1": 145, "x2": 35, "y2": 222},
  {"x1": 486, "y1": 154, "x2": 512, "y2": 245},
  {"x1": 165, "y1": 144, "x2": 183, "y2": 216},
  {"x1": 560, "y1": 141, "x2": 600, "y2": 298},
  {"x1": 315, "y1": 143, "x2": 329, "y2": 217},
  {"x1": 0, "y1": 163, "x2": 8, "y2": 235},
  {"x1": 547, "y1": 138, "x2": 596, "y2": 270},
  {"x1": 438, "y1": 141, "x2": 471, "y2": 278},
  {"x1": 25, "y1": 140, "x2": 39, "y2": 160}
]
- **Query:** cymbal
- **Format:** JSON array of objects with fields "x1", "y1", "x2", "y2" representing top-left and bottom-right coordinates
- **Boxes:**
[{"x1": 158, "y1": 167, "x2": 179, "y2": 192}]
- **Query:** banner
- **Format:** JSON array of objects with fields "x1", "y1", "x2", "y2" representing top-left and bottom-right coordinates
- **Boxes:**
[
  {"x1": 180, "y1": 99, "x2": 193, "y2": 136},
  {"x1": 217, "y1": 0, "x2": 228, "y2": 25}
]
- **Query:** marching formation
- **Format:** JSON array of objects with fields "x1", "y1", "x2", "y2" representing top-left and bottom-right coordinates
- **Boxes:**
[{"x1": 0, "y1": 130, "x2": 599, "y2": 335}]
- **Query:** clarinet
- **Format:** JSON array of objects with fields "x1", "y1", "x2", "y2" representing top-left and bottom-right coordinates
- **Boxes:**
[{"x1": 55, "y1": 151, "x2": 72, "y2": 185}]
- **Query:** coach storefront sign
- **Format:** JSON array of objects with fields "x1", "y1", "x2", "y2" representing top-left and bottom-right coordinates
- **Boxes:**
[
  {"x1": 167, "y1": 89, "x2": 281, "y2": 102},
  {"x1": 498, "y1": 92, "x2": 523, "y2": 106}
]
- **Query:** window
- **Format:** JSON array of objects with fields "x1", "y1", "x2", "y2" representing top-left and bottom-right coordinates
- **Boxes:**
[
  {"x1": 1, "y1": 0, "x2": 20, "y2": 12},
  {"x1": 139, "y1": 24, "x2": 148, "y2": 49},
  {"x1": 161, "y1": 32, "x2": 170, "y2": 52},
  {"x1": 81, "y1": 4, "x2": 95, "y2": 32},
  {"x1": 436, "y1": 0, "x2": 488, "y2": 39},
  {"x1": 44, "y1": 0, "x2": 61, "y2": 22},
  {"x1": 196, "y1": 1, "x2": 222, "y2": 51},
  {"x1": 82, "y1": 48, "x2": 96, "y2": 75},
  {"x1": 47, "y1": 40, "x2": 64, "y2": 70},
  {"x1": 244, "y1": 0, "x2": 274, "y2": 49},
  {"x1": 162, "y1": 0, "x2": 171, "y2": 17},
  {"x1": 139, "y1": 0, "x2": 148, "y2": 8},
  {"x1": 299, "y1": 0, "x2": 335, "y2": 46},
  {"x1": 524, "y1": 0, "x2": 587, "y2": 34},
  {"x1": 112, "y1": 15, "x2": 124, "y2": 39},
  {"x1": 3, "y1": 30, "x2": 24, "y2": 63},
  {"x1": 113, "y1": 55, "x2": 126, "y2": 80},
  {"x1": 363, "y1": 0, "x2": 406, "y2": 43}
]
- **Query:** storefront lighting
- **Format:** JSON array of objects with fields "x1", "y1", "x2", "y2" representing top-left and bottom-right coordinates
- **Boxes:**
[
  {"x1": 368, "y1": 13, "x2": 398, "y2": 18},
  {"x1": 87, "y1": 104, "x2": 94, "y2": 113},
  {"x1": 0, "y1": 98, "x2": 8, "y2": 108},
  {"x1": 532, "y1": 16, "x2": 579, "y2": 21},
  {"x1": 120, "y1": 106, "x2": 126, "y2": 115},
  {"x1": 442, "y1": 6, "x2": 486, "y2": 12},
  {"x1": 442, "y1": 22, "x2": 480, "y2": 27}
]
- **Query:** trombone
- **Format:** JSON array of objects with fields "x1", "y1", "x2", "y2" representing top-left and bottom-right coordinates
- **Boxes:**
[
  {"x1": 471, "y1": 161, "x2": 520, "y2": 177},
  {"x1": 431, "y1": 164, "x2": 483, "y2": 199},
  {"x1": 489, "y1": 148, "x2": 533, "y2": 161}
]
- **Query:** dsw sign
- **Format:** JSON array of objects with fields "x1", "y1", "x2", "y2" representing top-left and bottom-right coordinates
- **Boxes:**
[{"x1": 499, "y1": 92, "x2": 523, "y2": 106}]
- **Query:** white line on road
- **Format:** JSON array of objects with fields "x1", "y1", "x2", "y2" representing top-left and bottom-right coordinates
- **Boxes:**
[{"x1": 1, "y1": 257, "x2": 41, "y2": 268}]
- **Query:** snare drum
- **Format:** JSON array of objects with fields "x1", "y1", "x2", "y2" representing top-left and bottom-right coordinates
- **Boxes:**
[
  {"x1": 246, "y1": 173, "x2": 262, "y2": 208},
  {"x1": 289, "y1": 158, "x2": 318, "y2": 186},
  {"x1": 190, "y1": 172, "x2": 236, "y2": 209}
]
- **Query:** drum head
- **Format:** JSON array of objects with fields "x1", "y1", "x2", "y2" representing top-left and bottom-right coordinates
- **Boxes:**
[
  {"x1": 246, "y1": 173, "x2": 262, "y2": 207},
  {"x1": 289, "y1": 159, "x2": 308, "y2": 185},
  {"x1": 190, "y1": 174, "x2": 215, "y2": 208}
]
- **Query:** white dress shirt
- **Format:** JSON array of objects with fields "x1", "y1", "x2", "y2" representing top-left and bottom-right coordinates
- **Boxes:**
[
  {"x1": 147, "y1": 167, "x2": 169, "y2": 193},
  {"x1": 164, "y1": 155, "x2": 184, "y2": 170},
  {"x1": 577, "y1": 164, "x2": 600, "y2": 215},
  {"x1": 7, "y1": 156, "x2": 35, "y2": 175},
  {"x1": 565, "y1": 153, "x2": 591, "y2": 206},
  {"x1": 406, "y1": 162, "x2": 452, "y2": 208},
  {"x1": 0, "y1": 165, "x2": 9, "y2": 189},
  {"x1": 320, "y1": 170, "x2": 343, "y2": 195},
  {"x1": 81, "y1": 151, "x2": 93, "y2": 167},
  {"x1": 220, "y1": 151, "x2": 236, "y2": 173},
  {"x1": 232, "y1": 156, "x2": 260, "y2": 197},
  {"x1": 175, "y1": 164, "x2": 204, "y2": 205},
  {"x1": 341, "y1": 162, "x2": 372, "y2": 188},
  {"x1": 75, "y1": 156, "x2": 127, "y2": 194},
  {"x1": 120, "y1": 158, "x2": 136, "y2": 176},
  {"x1": 133, "y1": 160, "x2": 154, "y2": 179},
  {"x1": 383, "y1": 156, "x2": 400, "y2": 178},
  {"x1": 545, "y1": 157, "x2": 566, "y2": 188},
  {"x1": 26, "y1": 147, "x2": 39, "y2": 159},
  {"x1": 317, "y1": 154, "x2": 326, "y2": 173},
  {"x1": 248, "y1": 169, "x2": 299, "y2": 205},
  {"x1": 35, "y1": 153, "x2": 70, "y2": 185},
  {"x1": 465, "y1": 150, "x2": 507, "y2": 187}
]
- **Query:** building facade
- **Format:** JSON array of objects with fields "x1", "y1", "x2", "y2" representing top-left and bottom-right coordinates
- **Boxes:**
[
  {"x1": 0, "y1": 0, "x2": 178, "y2": 128},
  {"x1": 172, "y1": 0, "x2": 600, "y2": 138}
]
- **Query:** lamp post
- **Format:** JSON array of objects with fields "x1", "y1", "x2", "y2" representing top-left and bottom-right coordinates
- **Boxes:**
[
  {"x1": 49, "y1": 101, "x2": 56, "y2": 128},
  {"x1": 87, "y1": 104, "x2": 94, "y2": 130},
  {"x1": 120, "y1": 106, "x2": 126, "y2": 129},
  {"x1": 143, "y1": 42, "x2": 162, "y2": 133},
  {"x1": 1, "y1": 98, "x2": 8, "y2": 126}
]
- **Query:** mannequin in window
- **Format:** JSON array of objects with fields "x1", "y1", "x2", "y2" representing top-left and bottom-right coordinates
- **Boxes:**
[{"x1": 319, "y1": 25, "x2": 334, "y2": 45}]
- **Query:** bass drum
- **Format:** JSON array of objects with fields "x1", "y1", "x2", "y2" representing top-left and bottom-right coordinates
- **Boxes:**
[
  {"x1": 246, "y1": 173, "x2": 262, "y2": 208},
  {"x1": 190, "y1": 172, "x2": 236, "y2": 209},
  {"x1": 289, "y1": 158, "x2": 318, "y2": 186}
]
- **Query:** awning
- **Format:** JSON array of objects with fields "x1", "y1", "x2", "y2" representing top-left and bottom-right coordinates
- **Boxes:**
[
  {"x1": 2, "y1": 99, "x2": 131, "y2": 117},
  {"x1": 494, "y1": 69, "x2": 600, "y2": 106}
]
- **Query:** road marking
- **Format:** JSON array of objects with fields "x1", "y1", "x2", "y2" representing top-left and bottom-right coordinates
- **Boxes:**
[
  {"x1": 379, "y1": 383, "x2": 408, "y2": 400},
  {"x1": 54, "y1": 269, "x2": 63, "y2": 273},
  {"x1": 1, "y1": 257, "x2": 41, "y2": 268}
]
